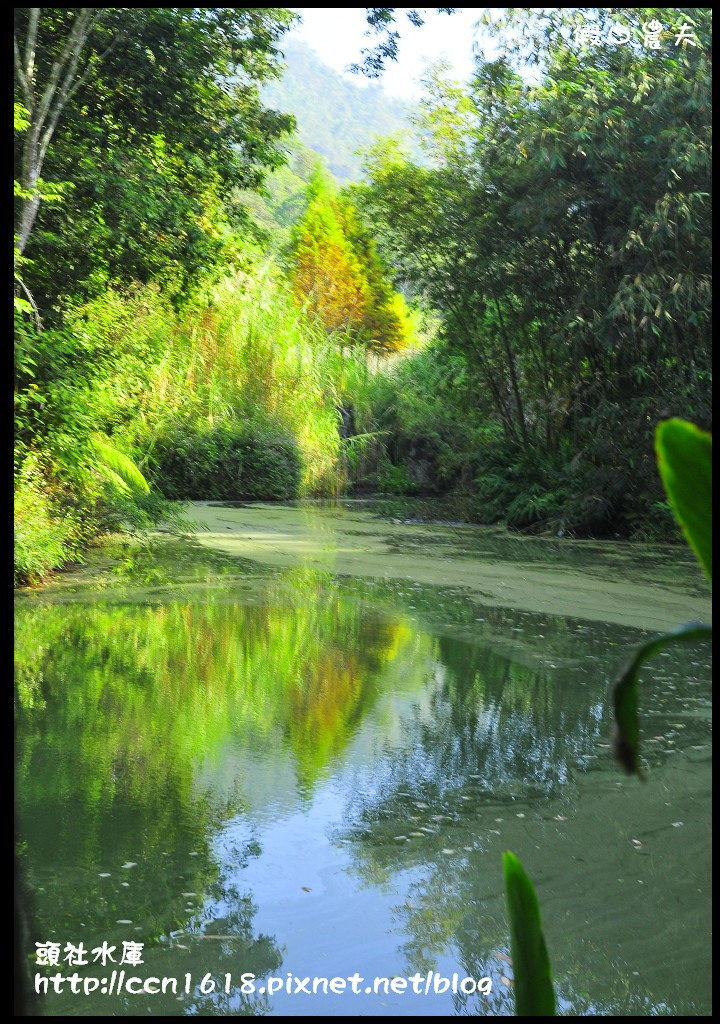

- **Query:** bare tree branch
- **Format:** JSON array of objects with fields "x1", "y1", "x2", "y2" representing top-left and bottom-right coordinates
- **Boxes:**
[{"x1": 16, "y1": 278, "x2": 44, "y2": 331}]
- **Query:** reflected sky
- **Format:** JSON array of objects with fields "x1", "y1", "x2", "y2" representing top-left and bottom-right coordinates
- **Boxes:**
[{"x1": 15, "y1": 511, "x2": 711, "y2": 1016}]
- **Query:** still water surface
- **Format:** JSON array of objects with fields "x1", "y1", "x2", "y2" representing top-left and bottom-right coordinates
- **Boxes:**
[{"x1": 15, "y1": 501, "x2": 712, "y2": 1015}]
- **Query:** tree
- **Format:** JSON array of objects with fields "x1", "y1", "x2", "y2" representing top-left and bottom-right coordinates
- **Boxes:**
[
  {"x1": 358, "y1": 8, "x2": 712, "y2": 531},
  {"x1": 290, "y1": 166, "x2": 414, "y2": 351},
  {"x1": 349, "y1": 8, "x2": 456, "y2": 77},
  {"x1": 335, "y1": 194, "x2": 414, "y2": 352},
  {"x1": 290, "y1": 167, "x2": 370, "y2": 335},
  {"x1": 14, "y1": 8, "x2": 297, "y2": 306},
  {"x1": 14, "y1": 8, "x2": 105, "y2": 256}
]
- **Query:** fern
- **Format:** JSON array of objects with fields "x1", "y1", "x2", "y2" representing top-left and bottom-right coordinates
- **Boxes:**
[{"x1": 89, "y1": 434, "x2": 150, "y2": 495}]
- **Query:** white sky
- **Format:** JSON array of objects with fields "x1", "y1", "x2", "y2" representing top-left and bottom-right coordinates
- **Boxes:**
[{"x1": 289, "y1": 8, "x2": 505, "y2": 100}]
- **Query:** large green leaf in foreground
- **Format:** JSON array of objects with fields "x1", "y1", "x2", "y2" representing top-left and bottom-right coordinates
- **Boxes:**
[
  {"x1": 611, "y1": 622, "x2": 712, "y2": 775},
  {"x1": 655, "y1": 419, "x2": 712, "y2": 581},
  {"x1": 503, "y1": 851, "x2": 556, "y2": 1016},
  {"x1": 611, "y1": 419, "x2": 712, "y2": 775}
]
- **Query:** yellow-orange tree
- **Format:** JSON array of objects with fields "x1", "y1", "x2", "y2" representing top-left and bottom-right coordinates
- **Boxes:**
[{"x1": 290, "y1": 166, "x2": 412, "y2": 352}]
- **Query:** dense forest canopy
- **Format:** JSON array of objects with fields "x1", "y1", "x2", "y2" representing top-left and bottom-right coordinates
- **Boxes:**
[
  {"x1": 14, "y1": 7, "x2": 713, "y2": 586},
  {"x1": 357, "y1": 7, "x2": 712, "y2": 532}
]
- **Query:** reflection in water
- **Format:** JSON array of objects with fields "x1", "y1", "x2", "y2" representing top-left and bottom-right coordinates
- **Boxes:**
[{"x1": 15, "y1": 533, "x2": 711, "y2": 1016}]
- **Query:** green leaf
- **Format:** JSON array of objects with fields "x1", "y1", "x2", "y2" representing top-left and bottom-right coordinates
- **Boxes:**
[
  {"x1": 502, "y1": 851, "x2": 556, "y2": 1016},
  {"x1": 655, "y1": 419, "x2": 712, "y2": 581},
  {"x1": 612, "y1": 622, "x2": 712, "y2": 775},
  {"x1": 89, "y1": 434, "x2": 150, "y2": 494}
]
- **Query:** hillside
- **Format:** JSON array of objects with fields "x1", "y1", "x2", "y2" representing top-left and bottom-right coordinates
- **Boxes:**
[{"x1": 262, "y1": 38, "x2": 414, "y2": 182}]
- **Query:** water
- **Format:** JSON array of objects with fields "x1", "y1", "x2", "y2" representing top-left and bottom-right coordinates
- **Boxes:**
[{"x1": 15, "y1": 501, "x2": 712, "y2": 1015}]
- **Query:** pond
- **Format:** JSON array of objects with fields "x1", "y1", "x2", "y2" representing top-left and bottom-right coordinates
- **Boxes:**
[{"x1": 15, "y1": 500, "x2": 712, "y2": 1016}]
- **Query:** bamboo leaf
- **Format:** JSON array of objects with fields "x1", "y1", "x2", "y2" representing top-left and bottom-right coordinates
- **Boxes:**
[
  {"x1": 502, "y1": 851, "x2": 556, "y2": 1016},
  {"x1": 655, "y1": 419, "x2": 712, "y2": 581},
  {"x1": 611, "y1": 622, "x2": 712, "y2": 775}
]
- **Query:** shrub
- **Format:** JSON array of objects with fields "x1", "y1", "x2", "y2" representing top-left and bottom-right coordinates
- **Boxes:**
[
  {"x1": 14, "y1": 456, "x2": 83, "y2": 585},
  {"x1": 371, "y1": 460, "x2": 418, "y2": 495},
  {"x1": 150, "y1": 421, "x2": 302, "y2": 501}
]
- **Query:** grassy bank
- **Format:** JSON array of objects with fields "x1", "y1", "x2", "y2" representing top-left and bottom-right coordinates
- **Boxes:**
[
  {"x1": 15, "y1": 258, "x2": 682, "y2": 589},
  {"x1": 14, "y1": 261, "x2": 378, "y2": 585},
  {"x1": 126, "y1": 266, "x2": 373, "y2": 499}
]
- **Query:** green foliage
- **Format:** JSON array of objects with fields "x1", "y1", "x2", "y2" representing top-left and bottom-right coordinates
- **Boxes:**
[
  {"x1": 16, "y1": 246, "x2": 403, "y2": 584},
  {"x1": 14, "y1": 282, "x2": 171, "y2": 585},
  {"x1": 502, "y1": 851, "x2": 556, "y2": 1016},
  {"x1": 612, "y1": 621, "x2": 712, "y2": 775},
  {"x1": 129, "y1": 265, "x2": 374, "y2": 498},
  {"x1": 13, "y1": 102, "x2": 30, "y2": 134},
  {"x1": 348, "y1": 338, "x2": 643, "y2": 535},
  {"x1": 471, "y1": 436, "x2": 649, "y2": 536},
  {"x1": 88, "y1": 434, "x2": 150, "y2": 496},
  {"x1": 14, "y1": 455, "x2": 83, "y2": 586},
  {"x1": 15, "y1": 8, "x2": 297, "y2": 310},
  {"x1": 13, "y1": 7, "x2": 714, "y2": 584},
  {"x1": 290, "y1": 168, "x2": 371, "y2": 335},
  {"x1": 373, "y1": 461, "x2": 418, "y2": 495},
  {"x1": 238, "y1": 137, "x2": 328, "y2": 246},
  {"x1": 336, "y1": 194, "x2": 416, "y2": 352},
  {"x1": 151, "y1": 421, "x2": 301, "y2": 501},
  {"x1": 350, "y1": 9, "x2": 455, "y2": 78},
  {"x1": 358, "y1": 8, "x2": 712, "y2": 534},
  {"x1": 289, "y1": 169, "x2": 415, "y2": 351},
  {"x1": 349, "y1": 343, "x2": 483, "y2": 495},
  {"x1": 655, "y1": 420, "x2": 712, "y2": 580},
  {"x1": 14, "y1": 286, "x2": 168, "y2": 484},
  {"x1": 14, "y1": 283, "x2": 183, "y2": 581}
]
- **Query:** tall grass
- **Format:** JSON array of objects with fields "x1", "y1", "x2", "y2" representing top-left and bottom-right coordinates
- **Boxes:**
[
  {"x1": 81, "y1": 262, "x2": 381, "y2": 501},
  {"x1": 15, "y1": 255, "x2": 418, "y2": 582}
]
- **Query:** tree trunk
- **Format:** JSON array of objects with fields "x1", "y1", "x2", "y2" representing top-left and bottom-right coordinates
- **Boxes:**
[
  {"x1": 16, "y1": 128, "x2": 41, "y2": 256},
  {"x1": 14, "y1": 9, "x2": 107, "y2": 256},
  {"x1": 494, "y1": 299, "x2": 530, "y2": 449}
]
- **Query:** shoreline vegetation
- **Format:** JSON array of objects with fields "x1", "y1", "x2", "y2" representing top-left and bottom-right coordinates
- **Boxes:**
[{"x1": 14, "y1": 9, "x2": 711, "y2": 587}]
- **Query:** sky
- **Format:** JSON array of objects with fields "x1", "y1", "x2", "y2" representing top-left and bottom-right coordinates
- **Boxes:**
[{"x1": 289, "y1": 8, "x2": 505, "y2": 100}]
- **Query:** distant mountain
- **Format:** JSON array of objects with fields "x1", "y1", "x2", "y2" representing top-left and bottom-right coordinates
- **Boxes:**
[{"x1": 262, "y1": 39, "x2": 414, "y2": 183}]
